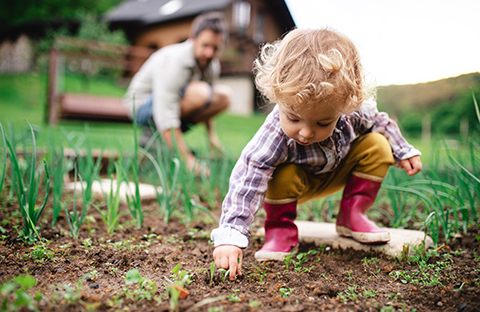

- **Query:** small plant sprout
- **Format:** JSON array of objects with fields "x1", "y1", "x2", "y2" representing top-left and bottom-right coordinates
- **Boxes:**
[
  {"x1": 124, "y1": 269, "x2": 159, "y2": 303},
  {"x1": 123, "y1": 105, "x2": 144, "y2": 229},
  {"x1": 217, "y1": 268, "x2": 230, "y2": 283},
  {"x1": 6, "y1": 120, "x2": 50, "y2": 244},
  {"x1": 227, "y1": 289, "x2": 241, "y2": 303},
  {"x1": 473, "y1": 249, "x2": 480, "y2": 261},
  {"x1": 82, "y1": 238, "x2": 93, "y2": 253},
  {"x1": 279, "y1": 287, "x2": 293, "y2": 298},
  {"x1": 252, "y1": 265, "x2": 268, "y2": 284},
  {"x1": 64, "y1": 166, "x2": 89, "y2": 239},
  {"x1": 0, "y1": 122, "x2": 6, "y2": 204},
  {"x1": 25, "y1": 238, "x2": 56, "y2": 263},
  {"x1": 55, "y1": 283, "x2": 82, "y2": 305},
  {"x1": 0, "y1": 274, "x2": 41, "y2": 311},
  {"x1": 169, "y1": 263, "x2": 192, "y2": 288},
  {"x1": 95, "y1": 163, "x2": 127, "y2": 236},
  {"x1": 210, "y1": 262, "x2": 215, "y2": 284}
]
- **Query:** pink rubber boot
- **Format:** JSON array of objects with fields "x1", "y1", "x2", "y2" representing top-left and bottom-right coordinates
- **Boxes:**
[
  {"x1": 254, "y1": 201, "x2": 299, "y2": 261},
  {"x1": 336, "y1": 175, "x2": 390, "y2": 243}
]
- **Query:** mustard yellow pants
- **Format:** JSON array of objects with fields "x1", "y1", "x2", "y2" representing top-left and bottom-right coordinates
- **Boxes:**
[{"x1": 265, "y1": 133, "x2": 395, "y2": 204}]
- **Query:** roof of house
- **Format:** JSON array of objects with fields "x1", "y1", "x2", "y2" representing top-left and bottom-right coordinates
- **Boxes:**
[
  {"x1": 104, "y1": 0, "x2": 234, "y2": 25},
  {"x1": 104, "y1": 0, "x2": 295, "y2": 30}
]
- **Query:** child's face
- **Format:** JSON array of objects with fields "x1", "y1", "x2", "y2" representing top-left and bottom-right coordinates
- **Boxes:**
[{"x1": 278, "y1": 102, "x2": 341, "y2": 146}]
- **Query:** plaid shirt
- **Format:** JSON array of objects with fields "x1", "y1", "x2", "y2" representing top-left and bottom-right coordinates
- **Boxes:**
[{"x1": 211, "y1": 98, "x2": 420, "y2": 248}]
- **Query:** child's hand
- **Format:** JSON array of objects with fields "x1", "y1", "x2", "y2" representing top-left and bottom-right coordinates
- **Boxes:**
[
  {"x1": 400, "y1": 155, "x2": 422, "y2": 176},
  {"x1": 213, "y1": 245, "x2": 243, "y2": 281}
]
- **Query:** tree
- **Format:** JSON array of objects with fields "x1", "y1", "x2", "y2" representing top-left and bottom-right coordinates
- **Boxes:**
[{"x1": 0, "y1": 0, "x2": 123, "y2": 30}]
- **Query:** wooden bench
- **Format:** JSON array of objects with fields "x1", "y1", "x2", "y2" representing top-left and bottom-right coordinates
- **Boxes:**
[
  {"x1": 59, "y1": 93, "x2": 130, "y2": 122},
  {"x1": 47, "y1": 36, "x2": 153, "y2": 125}
]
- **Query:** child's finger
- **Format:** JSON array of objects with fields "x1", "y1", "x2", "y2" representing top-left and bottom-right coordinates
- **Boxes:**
[
  {"x1": 229, "y1": 256, "x2": 238, "y2": 280},
  {"x1": 411, "y1": 156, "x2": 422, "y2": 173},
  {"x1": 237, "y1": 255, "x2": 243, "y2": 276},
  {"x1": 400, "y1": 159, "x2": 412, "y2": 173}
]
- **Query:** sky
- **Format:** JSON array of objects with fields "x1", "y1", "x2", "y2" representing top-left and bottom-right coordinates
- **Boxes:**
[{"x1": 284, "y1": 0, "x2": 480, "y2": 86}]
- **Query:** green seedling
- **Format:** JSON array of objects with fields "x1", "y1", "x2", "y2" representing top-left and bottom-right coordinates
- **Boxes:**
[
  {"x1": 123, "y1": 104, "x2": 144, "y2": 229},
  {"x1": 473, "y1": 249, "x2": 480, "y2": 261},
  {"x1": 25, "y1": 238, "x2": 56, "y2": 263},
  {"x1": 252, "y1": 265, "x2": 268, "y2": 283},
  {"x1": 95, "y1": 163, "x2": 127, "y2": 236},
  {"x1": 64, "y1": 166, "x2": 89, "y2": 239},
  {"x1": 0, "y1": 274, "x2": 41, "y2": 312},
  {"x1": 361, "y1": 286, "x2": 377, "y2": 298},
  {"x1": 54, "y1": 283, "x2": 82, "y2": 304},
  {"x1": 82, "y1": 238, "x2": 93, "y2": 253},
  {"x1": 142, "y1": 148, "x2": 181, "y2": 224},
  {"x1": 279, "y1": 287, "x2": 293, "y2": 298},
  {"x1": 165, "y1": 264, "x2": 192, "y2": 312},
  {"x1": 227, "y1": 289, "x2": 241, "y2": 303},
  {"x1": 217, "y1": 268, "x2": 230, "y2": 283},
  {"x1": 284, "y1": 250, "x2": 318, "y2": 272},
  {"x1": 169, "y1": 263, "x2": 192, "y2": 287},
  {"x1": 0, "y1": 123, "x2": 6, "y2": 204},
  {"x1": 6, "y1": 120, "x2": 50, "y2": 244},
  {"x1": 284, "y1": 254, "x2": 294, "y2": 270},
  {"x1": 123, "y1": 269, "x2": 159, "y2": 303},
  {"x1": 62, "y1": 125, "x2": 105, "y2": 205},
  {"x1": 48, "y1": 134, "x2": 71, "y2": 227},
  {"x1": 210, "y1": 262, "x2": 215, "y2": 284},
  {"x1": 344, "y1": 270, "x2": 355, "y2": 282},
  {"x1": 337, "y1": 285, "x2": 358, "y2": 304}
]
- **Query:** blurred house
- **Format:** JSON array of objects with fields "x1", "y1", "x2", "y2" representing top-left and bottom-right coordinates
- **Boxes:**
[{"x1": 104, "y1": 0, "x2": 296, "y2": 115}]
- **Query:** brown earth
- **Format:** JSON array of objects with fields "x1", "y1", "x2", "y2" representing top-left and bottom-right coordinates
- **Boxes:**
[{"x1": 1, "y1": 198, "x2": 480, "y2": 312}]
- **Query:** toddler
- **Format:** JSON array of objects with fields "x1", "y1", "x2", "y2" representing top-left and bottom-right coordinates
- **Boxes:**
[{"x1": 211, "y1": 28, "x2": 422, "y2": 280}]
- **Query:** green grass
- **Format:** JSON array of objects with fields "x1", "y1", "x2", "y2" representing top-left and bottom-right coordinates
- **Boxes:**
[{"x1": 0, "y1": 72, "x2": 266, "y2": 156}]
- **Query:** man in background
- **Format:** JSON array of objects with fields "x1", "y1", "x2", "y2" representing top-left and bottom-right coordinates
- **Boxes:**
[{"x1": 124, "y1": 11, "x2": 231, "y2": 173}]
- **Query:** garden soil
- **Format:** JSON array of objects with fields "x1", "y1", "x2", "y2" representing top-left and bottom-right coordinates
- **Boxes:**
[{"x1": 1, "y1": 199, "x2": 479, "y2": 312}]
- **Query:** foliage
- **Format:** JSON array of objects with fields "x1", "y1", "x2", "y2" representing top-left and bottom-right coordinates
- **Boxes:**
[
  {"x1": 75, "y1": 12, "x2": 127, "y2": 45},
  {"x1": 95, "y1": 163, "x2": 126, "y2": 236},
  {"x1": 5, "y1": 120, "x2": 50, "y2": 244},
  {"x1": 0, "y1": 274, "x2": 40, "y2": 312},
  {"x1": 63, "y1": 167, "x2": 89, "y2": 239},
  {"x1": 48, "y1": 135, "x2": 72, "y2": 227},
  {"x1": 0, "y1": 0, "x2": 123, "y2": 30},
  {"x1": 62, "y1": 124, "x2": 104, "y2": 205},
  {"x1": 122, "y1": 106, "x2": 143, "y2": 229},
  {"x1": 0, "y1": 123, "x2": 6, "y2": 203},
  {"x1": 377, "y1": 73, "x2": 480, "y2": 137}
]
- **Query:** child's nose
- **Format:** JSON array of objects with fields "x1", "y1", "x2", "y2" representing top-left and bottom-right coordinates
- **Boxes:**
[{"x1": 299, "y1": 127, "x2": 314, "y2": 139}]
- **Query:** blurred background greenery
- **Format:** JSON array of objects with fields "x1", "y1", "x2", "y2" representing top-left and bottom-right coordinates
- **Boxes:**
[{"x1": 0, "y1": 0, "x2": 479, "y2": 159}]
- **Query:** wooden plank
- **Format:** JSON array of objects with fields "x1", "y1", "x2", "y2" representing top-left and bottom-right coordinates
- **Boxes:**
[{"x1": 60, "y1": 94, "x2": 130, "y2": 121}]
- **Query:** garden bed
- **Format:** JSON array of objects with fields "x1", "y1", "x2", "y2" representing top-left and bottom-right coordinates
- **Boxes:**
[{"x1": 1, "y1": 199, "x2": 479, "y2": 312}]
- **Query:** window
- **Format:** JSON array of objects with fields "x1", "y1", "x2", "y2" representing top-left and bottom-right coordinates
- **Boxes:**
[{"x1": 233, "y1": 1, "x2": 251, "y2": 33}]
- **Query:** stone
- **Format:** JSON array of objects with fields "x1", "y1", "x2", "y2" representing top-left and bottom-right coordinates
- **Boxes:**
[
  {"x1": 256, "y1": 221, "x2": 433, "y2": 258},
  {"x1": 65, "y1": 179, "x2": 162, "y2": 203}
]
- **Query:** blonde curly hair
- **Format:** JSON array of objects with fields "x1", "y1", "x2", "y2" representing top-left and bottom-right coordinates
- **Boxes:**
[{"x1": 254, "y1": 28, "x2": 371, "y2": 114}]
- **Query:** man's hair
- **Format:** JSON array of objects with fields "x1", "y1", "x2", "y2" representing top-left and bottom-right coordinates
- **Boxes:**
[
  {"x1": 254, "y1": 28, "x2": 371, "y2": 114},
  {"x1": 191, "y1": 11, "x2": 229, "y2": 42}
]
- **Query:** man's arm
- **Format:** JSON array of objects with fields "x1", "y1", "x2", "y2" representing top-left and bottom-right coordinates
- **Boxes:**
[{"x1": 162, "y1": 128, "x2": 199, "y2": 174}]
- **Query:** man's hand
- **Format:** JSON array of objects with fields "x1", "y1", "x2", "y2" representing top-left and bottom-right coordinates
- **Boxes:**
[
  {"x1": 400, "y1": 155, "x2": 422, "y2": 176},
  {"x1": 208, "y1": 134, "x2": 224, "y2": 154},
  {"x1": 213, "y1": 245, "x2": 243, "y2": 281},
  {"x1": 186, "y1": 153, "x2": 210, "y2": 177}
]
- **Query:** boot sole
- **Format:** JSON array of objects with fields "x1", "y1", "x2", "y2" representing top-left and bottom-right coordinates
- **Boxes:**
[
  {"x1": 336, "y1": 225, "x2": 390, "y2": 243},
  {"x1": 254, "y1": 247, "x2": 298, "y2": 262}
]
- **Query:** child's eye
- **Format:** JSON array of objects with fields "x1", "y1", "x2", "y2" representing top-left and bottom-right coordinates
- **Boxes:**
[
  {"x1": 287, "y1": 116, "x2": 299, "y2": 122},
  {"x1": 317, "y1": 122, "x2": 331, "y2": 127}
]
